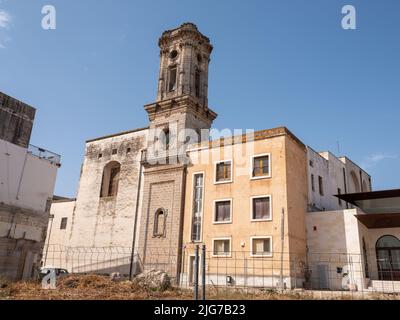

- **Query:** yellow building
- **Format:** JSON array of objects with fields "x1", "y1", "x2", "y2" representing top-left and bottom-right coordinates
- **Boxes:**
[{"x1": 181, "y1": 127, "x2": 308, "y2": 288}]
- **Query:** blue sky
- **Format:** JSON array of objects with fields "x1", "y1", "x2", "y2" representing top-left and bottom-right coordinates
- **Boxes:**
[{"x1": 0, "y1": 0, "x2": 399, "y2": 197}]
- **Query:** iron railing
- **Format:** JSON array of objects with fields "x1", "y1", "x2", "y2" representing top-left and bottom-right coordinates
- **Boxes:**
[{"x1": 28, "y1": 144, "x2": 61, "y2": 166}]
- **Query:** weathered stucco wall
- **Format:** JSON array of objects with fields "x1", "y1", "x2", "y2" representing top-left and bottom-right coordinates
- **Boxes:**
[
  {"x1": 45, "y1": 199, "x2": 76, "y2": 248},
  {"x1": 307, "y1": 148, "x2": 372, "y2": 212},
  {"x1": 67, "y1": 128, "x2": 148, "y2": 249},
  {"x1": 0, "y1": 92, "x2": 35, "y2": 149},
  {"x1": 0, "y1": 139, "x2": 59, "y2": 280}
]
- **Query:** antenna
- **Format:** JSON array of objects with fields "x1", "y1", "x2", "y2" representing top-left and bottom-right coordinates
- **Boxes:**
[{"x1": 337, "y1": 140, "x2": 341, "y2": 155}]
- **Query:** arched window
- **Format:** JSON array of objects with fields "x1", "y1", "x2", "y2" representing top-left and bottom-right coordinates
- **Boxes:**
[
  {"x1": 376, "y1": 235, "x2": 400, "y2": 248},
  {"x1": 153, "y1": 209, "x2": 167, "y2": 237},
  {"x1": 350, "y1": 171, "x2": 361, "y2": 193},
  {"x1": 376, "y1": 235, "x2": 400, "y2": 281},
  {"x1": 160, "y1": 128, "x2": 170, "y2": 150},
  {"x1": 100, "y1": 161, "x2": 121, "y2": 198}
]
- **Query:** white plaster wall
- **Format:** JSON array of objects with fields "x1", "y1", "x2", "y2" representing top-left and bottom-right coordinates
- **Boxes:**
[
  {"x1": 307, "y1": 148, "x2": 371, "y2": 212},
  {"x1": 67, "y1": 129, "x2": 148, "y2": 249},
  {"x1": 306, "y1": 209, "x2": 362, "y2": 254},
  {"x1": 0, "y1": 139, "x2": 58, "y2": 213},
  {"x1": 339, "y1": 157, "x2": 372, "y2": 194},
  {"x1": 45, "y1": 200, "x2": 76, "y2": 247},
  {"x1": 305, "y1": 209, "x2": 366, "y2": 290}
]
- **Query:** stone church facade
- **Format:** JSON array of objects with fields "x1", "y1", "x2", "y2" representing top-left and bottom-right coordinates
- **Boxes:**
[{"x1": 46, "y1": 23, "x2": 371, "y2": 287}]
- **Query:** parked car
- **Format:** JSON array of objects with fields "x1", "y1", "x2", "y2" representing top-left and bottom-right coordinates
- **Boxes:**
[{"x1": 39, "y1": 267, "x2": 69, "y2": 281}]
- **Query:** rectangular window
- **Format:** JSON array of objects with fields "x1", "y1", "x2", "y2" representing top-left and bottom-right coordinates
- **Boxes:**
[
  {"x1": 191, "y1": 173, "x2": 204, "y2": 242},
  {"x1": 318, "y1": 176, "x2": 324, "y2": 196},
  {"x1": 60, "y1": 218, "x2": 68, "y2": 230},
  {"x1": 214, "y1": 200, "x2": 232, "y2": 223},
  {"x1": 338, "y1": 188, "x2": 342, "y2": 206},
  {"x1": 213, "y1": 239, "x2": 231, "y2": 256},
  {"x1": 251, "y1": 237, "x2": 272, "y2": 257},
  {"x1": 311, "y1": 174, "x2": 315, "y2": 192},
  {"x1": 252, "y1": 154, "x2": 270, "y2": 179},
  {"x1": 195, "y1": 70, "x2": 201, "y2": 97},
  {"x1": 251, "y1": 196, "x2": 272, "y2": 221},
  {"x1": 215, "y1": 161, "x2": 232, "y2": 183},
  {"x1": 168, "y1": 67, "x2": 177, "y2": 92}
]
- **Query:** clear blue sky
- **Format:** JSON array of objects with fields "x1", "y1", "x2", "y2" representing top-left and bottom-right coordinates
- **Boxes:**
[{"x1": 1, "y1": 0, "x2": 399, "y2": 197}]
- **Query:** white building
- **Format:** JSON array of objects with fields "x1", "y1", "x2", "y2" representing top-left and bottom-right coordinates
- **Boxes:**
[
  {"x1": 0, "y1": 92, "x2": 60, "y2": 280},
  {"x1": 307, "y1": 147, "x2": 372, "y2": 212},
  {"x1": 306, "y1": 190, "x2": 400, "y2": 293}
]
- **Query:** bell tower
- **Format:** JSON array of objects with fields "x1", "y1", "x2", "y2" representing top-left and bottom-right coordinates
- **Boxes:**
[
  {"x1": 138, "y1": 23, "x2": 217, "y2": 281},
  {"x1": 144, "y1": 23, "x2": 217, "y2": 163},
  {"x1": 156, "y1": 22, "x2": 212, "y2": 108}
]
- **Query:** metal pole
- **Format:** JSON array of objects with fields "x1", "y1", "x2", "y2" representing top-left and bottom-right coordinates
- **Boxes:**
[
  {"x1": 129, "y1": 151, "x2": 144, "y2": 280},
  {"x1": 202, "y1": 245, "x2": 206, "y2": 301},
  {"x1": 280, "y1": 208, "x2": 285, "y2": 292},
  {"x1": 194, "y1": 245, "x2": 199, "y2": 301},
  {"x1": 44, "y1": 214, "x2": 55, "y2": 266}
]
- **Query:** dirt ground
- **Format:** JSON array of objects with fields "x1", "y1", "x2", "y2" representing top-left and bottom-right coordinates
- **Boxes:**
[{"x1": 1, "y1": 275, "x2": 399, "y2": 300}]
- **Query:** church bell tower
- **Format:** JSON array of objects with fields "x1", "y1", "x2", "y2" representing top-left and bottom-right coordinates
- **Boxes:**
[
  {"x1": 156, "y1": 22, "x2": 212, "y2": 108},
  {"x1": 138, "y1": 23, "x2": 217, "y2": 281}
]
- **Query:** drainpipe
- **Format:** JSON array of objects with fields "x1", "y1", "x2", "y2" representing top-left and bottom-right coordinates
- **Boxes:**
[
  {"x1": 43, "y1": 214, "x2": 54, "y2": 266},
  {"x1": 129, "y1": 150, "x2": 145, "y2": 280},
  {"x1": 16, "y1": 151, "x2": 29, "y2": 200},
  {"x1": 343, "y1": 168, "x2": 349, "y2": 209},
  {"x1": 280, "y1": 208, "x2": 285, "y2": 292}
]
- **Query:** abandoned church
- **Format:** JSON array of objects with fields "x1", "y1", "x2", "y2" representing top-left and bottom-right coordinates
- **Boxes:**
[{"x1": 42, "y1": 23, "x2": 400, "y2": 292}]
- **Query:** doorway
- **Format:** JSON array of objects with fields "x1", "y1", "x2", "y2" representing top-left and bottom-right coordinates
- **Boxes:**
[{"x1": 376, "y1": 235, "x2": 400, "y2": 281}]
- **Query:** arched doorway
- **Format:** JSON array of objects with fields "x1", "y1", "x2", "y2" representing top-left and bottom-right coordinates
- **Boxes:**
[{"x1": 376, "y1": 235, "x2": 400, "y2": 281}]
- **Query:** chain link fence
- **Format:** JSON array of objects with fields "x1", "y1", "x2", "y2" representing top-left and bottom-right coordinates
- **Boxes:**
[{"x1": 36, "y1": 244, "x2": 400, "y2": 297}]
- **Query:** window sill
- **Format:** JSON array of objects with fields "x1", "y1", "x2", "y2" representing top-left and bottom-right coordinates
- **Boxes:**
[
  {"x1": 250, "y1": 253, "x2": 273, "y2": 258},
  {"x1": 251, "y1": 219, "x2": 272, "y2": 222},
  {"x1": 213, "y1": 221, "x2": 232, "y2": 225},
  {"x1": 214, "y1": 180, "x2": 233, "y2": 185},
  {"x1": 211, "y1": 254, "x2": 232, "y2": 258},
  {"x1": 250, "y1": 175, "x2": 271, "y2": 181}
]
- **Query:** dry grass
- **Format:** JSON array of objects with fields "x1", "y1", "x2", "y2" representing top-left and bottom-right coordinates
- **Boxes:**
[
  {"x1": 1, "y1": 275, "x2": 400, "y2": 300},
  {"x1": 0, "y1": 275, "x2": 192, "y2": 301}
]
